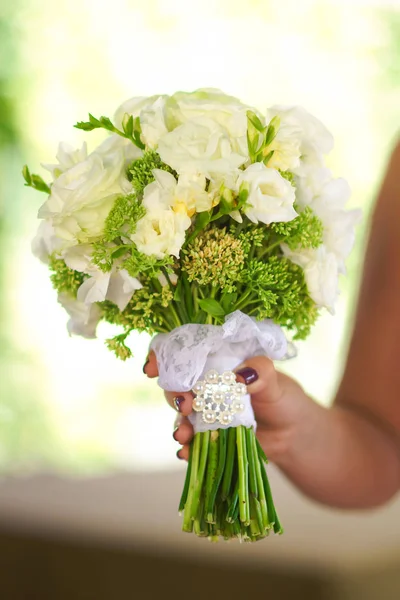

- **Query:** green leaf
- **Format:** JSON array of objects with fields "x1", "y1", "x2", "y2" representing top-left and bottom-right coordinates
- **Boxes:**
[
  {"x1": 31, "y1": 174, "x2": 51, "y2": 194},
  {"x1": 132, "y1": 116, "x2": 145, "y2": 150},
  {"x1": 182, "y1": 275, "x2": 193, "y2": 320},
  {"x1": 247, "y1": 110, "x2": 267, "y2": 163},
  {"x1": 198, "y1": 298, "x2": 225, "y2": 317},
  {"x1": 220, "y1": 198, "x2": 233, "y2": 214},
  {"x1": 74, "y1": 120, "x2": 97, "y2": 131},
  {"x1": 193, "y1": 309, "x2": 207, "y2": 324},
  {"x1": 22, "y1": 165, "x2": 32, "y2": 185},
  {"x1": 89, "y1": 113, "x2": 101, "y2": 126},
  {"x1": 265, "y1": 116, "x2": 280, "y2": 146},
  {"x1": 185, "y1": 210, "x2": 211, "y2": 245},
  {"x1": 75, "y1": 112, "x2": 145, "y2": 151},
  {"x1": 97, "y1": 115, "x2": 115, "y2": 131},
  {"x1": 122, "y1": 114, "x2": 134, "y2": 138},
  {"x1": 173, "y1": 280, "x2": 183, "y2": 302},
  {"x1": 196, "y1": 210, "x2": 211, "y2": 228},
  {"x1": 263, "y1": 150, "x2": 275, "y2": 165},
  {"x1": 246, "y1": 110, "x2": 265, "y2": 133},
  {"x1": 246, "y1": 131, "x2": 256, "y2": 158},
  {"x1": 221, "y1": 292, "x2": 238, "y2": 312},
  {"x1": 22, "y1": 165, "x2": 51, "y2": 194},
  {"x1": 236, "y1": 187, "x2": 249, "y2": 210},
  {"x1": 211, "y1": 197, "x2": 233, "y2": 222},
  {"x1": 111, "y1": 247, "x2": 129, "y2": 260},
  {"x1": 133, "y1": 131, "x2": 145, "y2": 150},
  {"x1": 74, "y1": 114, "x2": 114, "y2": 132}
]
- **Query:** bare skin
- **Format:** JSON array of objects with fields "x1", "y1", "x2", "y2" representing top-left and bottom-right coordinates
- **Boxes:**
[{"x1": 144, "y1": 142, "x2": 400, "y2": 509}]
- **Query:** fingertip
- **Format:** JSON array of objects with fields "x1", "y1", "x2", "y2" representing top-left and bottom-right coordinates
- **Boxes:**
[
  {"x1": 235, "y1": 356, "x2": 281, "y2": 403},
  {"x1": 143, "y1": 351, "x2": 158, "y2": 378},
  {"x1": 166, "y1": 391, "x2": 194, "y2": 416},
  {"x1": 234, "y1": 356, "x2": 275, "y2": 386},
  {"x1": 173, "y1": 421, "x2": 194, "y2": 445},
  {"x1": 177, "y1": 445, "x2": 190, "y2": 462},
  {"x1": 235, "y1": 366, "x2": 259, "y2": 386}
]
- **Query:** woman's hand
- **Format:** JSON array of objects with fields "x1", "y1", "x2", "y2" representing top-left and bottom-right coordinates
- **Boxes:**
[
  {"x1": 143, "y1": 350, "x2": 400, "y2": 508},
  {"x1": 143, "y1": 352, "x2": 310, "y2": 463}
]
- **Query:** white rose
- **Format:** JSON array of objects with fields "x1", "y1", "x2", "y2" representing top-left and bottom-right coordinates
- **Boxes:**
[
  {"x1": 114, "y1": 95, "x2": 169, "y2": 148},
  {"x1": 237, "y1": 163, "x2": 297, "y2": 225},
  {"x1": 42, "y1": 142, "x2": 88, "y2": 180},
  {"x1": 139, "y1": 96, "x2": 169, "y2": 148},
  {"x1": 143, "y1": 169, "x2": 212, "y2": 217},
  {"x1": 31, "y1": 220, "x2": 63, "y2": 264},
  {"x1": 267, "y1": 105, "x2": 334, "y2": 172},
  {"x1": 131, "y1": 208, "x2": 191, "y2": 259},
  {"x1": 64, "y1": 245, "x2": 142, "y2": 311},
  {"x1": 295, "y1": 171, "x2": 361, "y2": 273},
  {"x1": 323, "y1": 208, "x2": 360, "y2": 274},
  {"x1": 38, "y1": 135, "x2": 139, "y2": 247},
  {"x1": 294, "y1": 166, "x2": 332, "y2": 208},
  {"x1": 168, "y1": 88, "x2": 257, "y2": 156},
  {"x1": 266, "y1": 122, "x2": 302, "y2": 172},
  {"x1": 157, "y1": 116, "x2": 247, "y2": 179},
  {"x1": 58, "y1": 292, "x2": 103, "y2": 339},
  {"x1": 282, "y1": 244, "x2": 339, "y2": 312}
]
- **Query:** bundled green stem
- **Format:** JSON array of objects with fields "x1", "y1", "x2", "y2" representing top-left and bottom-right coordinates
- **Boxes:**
[{"x1": 178, "y1": 426, "x2": 283, "y2": 542}]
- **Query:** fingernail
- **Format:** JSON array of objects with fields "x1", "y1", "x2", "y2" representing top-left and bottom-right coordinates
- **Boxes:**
[
  {"x1": 173, "y1": 396, "x2": 185, "y2": 412},
  {"x1": 142, "y1": 359, "x2": 149, "y2": 374},
  {"x1": 177, "y1": 449, "x2": 184, "y2": 460},
  {"x1": 173, "y1": 426, "x2": 179, "y2": 441},
  {"x1": 236, "y1": 367, "x2": 258, "y2": 385}
]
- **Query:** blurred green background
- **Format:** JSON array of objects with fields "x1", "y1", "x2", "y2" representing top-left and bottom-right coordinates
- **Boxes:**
[{"x1": 0, "y1": 0, "x2": 399, "y2": 476}]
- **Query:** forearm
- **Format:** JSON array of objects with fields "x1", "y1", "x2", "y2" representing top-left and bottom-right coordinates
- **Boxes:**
[{"x1": 269, "y1": 392, "x2": 400, "y2": 508}]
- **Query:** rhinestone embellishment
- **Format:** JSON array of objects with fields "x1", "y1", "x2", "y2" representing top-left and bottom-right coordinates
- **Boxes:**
[{"x1": 192, "y1": 370, "x2": 247, "y2": 425}]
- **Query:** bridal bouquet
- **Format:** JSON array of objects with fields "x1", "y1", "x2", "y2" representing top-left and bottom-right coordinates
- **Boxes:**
[{"x1": 25, "y1": 88, "x2": 359, "y2": 542}]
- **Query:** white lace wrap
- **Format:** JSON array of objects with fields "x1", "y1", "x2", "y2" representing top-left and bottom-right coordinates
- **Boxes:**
[{"x1": 150, "y1": 311, "x2": 288, "y2": 433}]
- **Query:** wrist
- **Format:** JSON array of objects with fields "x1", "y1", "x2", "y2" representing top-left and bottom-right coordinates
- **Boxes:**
[{"x1": 263, "y1": 388, "x2": 330, "y2": 468}]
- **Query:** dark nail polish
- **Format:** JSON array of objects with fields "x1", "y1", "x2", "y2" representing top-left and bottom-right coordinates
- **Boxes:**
[
  {"x1": 177, "y1": 449, "x2": 184, "y2": 460},
  {"x1": 173, "y1": 426, "x2": 179, "y2": 441},
  {"x1": 236, "y1": 367, "x2": 258, "y2": 385},
  {"x1": 173, "y1": 396, "x2": 185, "y2": 412},
  {"x1": 142, "y1": 359, "x2": 149, "y2": 374}
]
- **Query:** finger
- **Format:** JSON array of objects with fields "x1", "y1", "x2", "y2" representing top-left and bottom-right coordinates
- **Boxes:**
[
  {"x1": 235, "y1": 356, "x2": 282, "y2": 405},
  {"x1": 165, "y1": 391, "x2": 194, "y2": 416},
  {"x1": 177, "y1": 444, "x2": 190, "y2": 462},
  {"x1": 143, "y1": 351, "x2": 158, "y2": 378},
  {"x1": 173, "y1": 418, "x2": 194, "y2": 446}
]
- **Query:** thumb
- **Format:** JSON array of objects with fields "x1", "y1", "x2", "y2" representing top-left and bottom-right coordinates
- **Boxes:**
[
  {"x1": 235, "y1": 356, "x2": 282, "y2": 405},
  {"x1": 235, "y1": 356, "x2": 306, "y2": 430}
]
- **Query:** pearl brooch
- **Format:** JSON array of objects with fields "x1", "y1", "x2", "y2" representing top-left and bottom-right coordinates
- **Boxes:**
[{"x1": 191, "y1": 370, "x2": 248, "y2": 426}]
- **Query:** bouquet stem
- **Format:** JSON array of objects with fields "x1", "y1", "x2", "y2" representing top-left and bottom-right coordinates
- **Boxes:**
[{"x1": 179, "y1": 426, "x2": 283, "y2": 541}]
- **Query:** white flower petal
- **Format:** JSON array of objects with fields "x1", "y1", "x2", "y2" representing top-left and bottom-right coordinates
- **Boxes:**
[
  {"x1": 268, "y1": 105, "x2": 334, "y2": 156},
  {"x1": 158, "y1": 116, "x2": 247, "y2": 178},
  {"x1": 31, "y1": 220, "x2": 62, "y2": 263},
  {"x1": 238, "y1": 163, "x2": 297, "y2": 225},
  {"x1": 152, "y1": 169, "x2": 177, "y2": 191},
  {"x1": 77, "y1": 272, "x2": 111, "y2": 305},
  {"x1": 42, "y1": 142, "x2": 88, "y2": 180},
  {"x1": 38, "y1": 135, "x2": 133, "y2": 247},
  {"x1": 282, "y1": 244, "x2": 339, "y2": 311},
  {"x1": 63, "y1": 244, "x2": 94, "y2": 274},
  {"x1": 106, "y1": 270, "x2": 142, "y2": 311},
  {"x1": 131, "y1": 208, "x2": 191, "y2": 259},
  {"x1": 58, "y1": 293, "x2": 102, "y2": 339},
  {"x1": 229, "y1": 210, "x2": 243, "y2": 223}
]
